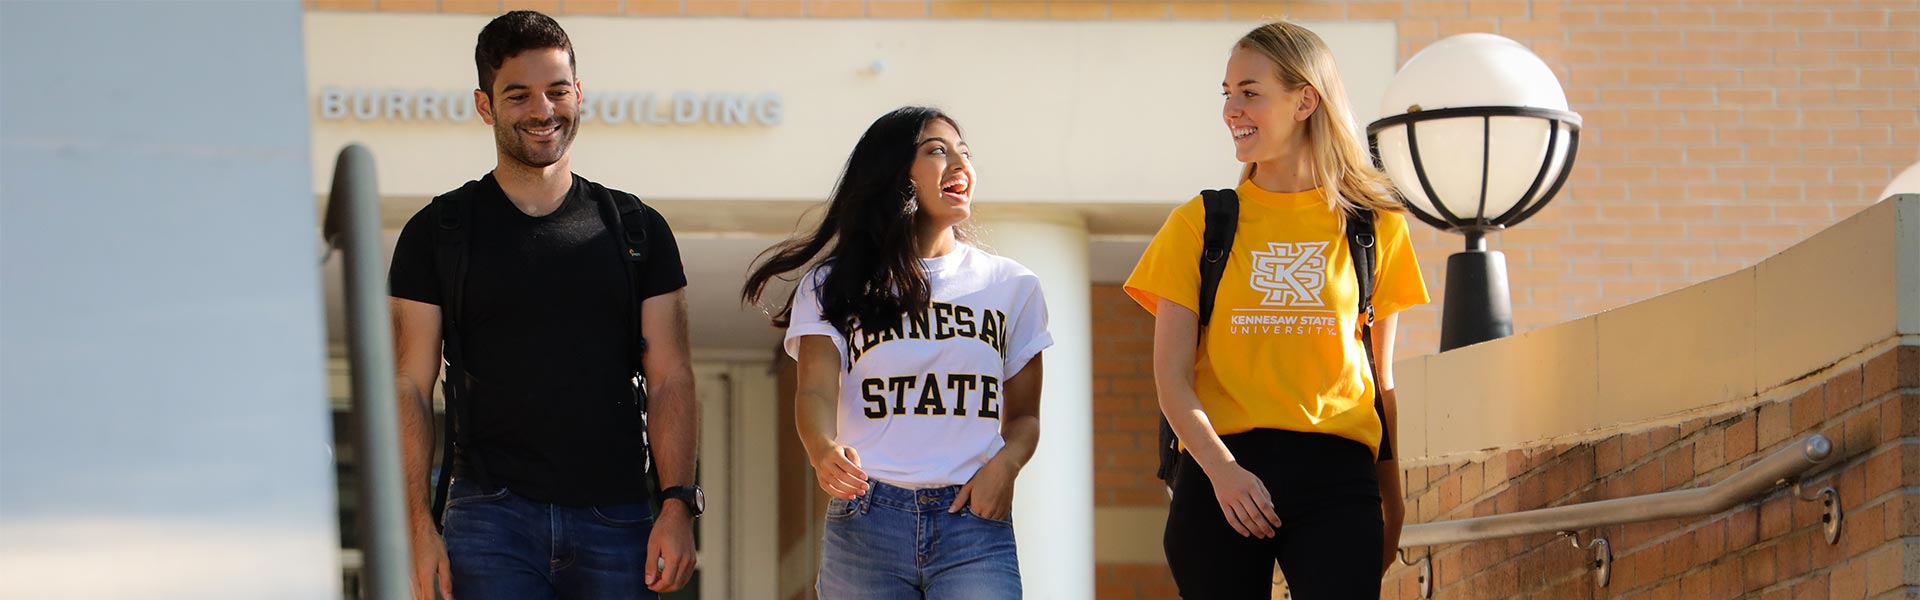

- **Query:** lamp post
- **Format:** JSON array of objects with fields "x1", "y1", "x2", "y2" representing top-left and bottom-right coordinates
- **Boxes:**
[{"x1": 1368, "y1": 33, "x2": 1583, "y2": 352}]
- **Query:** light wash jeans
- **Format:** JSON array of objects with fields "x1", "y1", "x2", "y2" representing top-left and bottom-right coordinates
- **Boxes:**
[{"x1": 816, "y1": 480, "x2": 1021, "y2": 599}]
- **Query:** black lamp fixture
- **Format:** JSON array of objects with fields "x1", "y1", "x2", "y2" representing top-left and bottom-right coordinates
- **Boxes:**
[{"x1": 1366, "y1": 33, "x2": 1583, "y2": 352}]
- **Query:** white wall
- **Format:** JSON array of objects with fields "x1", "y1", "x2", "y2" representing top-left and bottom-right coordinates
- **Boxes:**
[
  {"x1": 0, "y1": 2, "x2": 339, "y2": 597},
  {"x1": 304, "y1": 14, "x2": 1396, "y2": 205}
]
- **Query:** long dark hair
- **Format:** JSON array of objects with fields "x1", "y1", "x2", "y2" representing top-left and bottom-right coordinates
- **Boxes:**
[{"x1": 741, "y1": 106, "x2": 959, "y2": 336}]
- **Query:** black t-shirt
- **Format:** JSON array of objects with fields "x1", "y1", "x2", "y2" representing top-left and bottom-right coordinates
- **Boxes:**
[{"x1": 388, "y1": 172, "x2": 686, "y2": 506}]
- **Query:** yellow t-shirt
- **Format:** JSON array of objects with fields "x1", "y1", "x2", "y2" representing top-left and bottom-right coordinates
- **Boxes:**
[{"x1": 1124, "y1": 181, "x2": 1429, "y2": 455}]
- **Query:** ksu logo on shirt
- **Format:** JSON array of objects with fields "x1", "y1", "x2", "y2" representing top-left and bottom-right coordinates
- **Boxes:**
[
  {"x1": 1230, "y1": 241, "x2": 1340, "y2": 338},
  {"x1": 1249, "y1": 241, "x2": 1328, "y2": 308}
]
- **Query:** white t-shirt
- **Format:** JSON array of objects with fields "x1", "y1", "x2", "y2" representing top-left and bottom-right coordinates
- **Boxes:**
[{"x1": 784, "y1": 244, "x2": 1054, "y2": 488}]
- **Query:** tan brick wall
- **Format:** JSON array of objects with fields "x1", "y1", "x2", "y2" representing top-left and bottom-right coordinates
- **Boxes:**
[
  {"x1": 1092, "y1": 285, "x2": 1169, "y2": 509},
  {"x1": 1378, "y1": 345, "x2": 1920, "y2": 600},
  {"x1": 1088, "y1": 284, "x2": 1181, "y2": 597},
  {"x1": 311, "y1": 0, "x2": 1920, "y2": 358}
]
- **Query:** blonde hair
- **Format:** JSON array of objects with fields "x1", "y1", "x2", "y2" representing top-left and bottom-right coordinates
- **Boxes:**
[{"x1": 1235, "y1": 21, "x2": 1404, "y2": 219}]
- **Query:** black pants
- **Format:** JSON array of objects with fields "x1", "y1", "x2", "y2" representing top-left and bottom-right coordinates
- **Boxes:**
[{"x1": 1163, "y1": 429, "x2": 1384, "y2": 599}]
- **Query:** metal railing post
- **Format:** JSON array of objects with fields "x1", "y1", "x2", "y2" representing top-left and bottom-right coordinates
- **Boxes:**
[{"x1": 327, "y1": 144, "x2": 412, "y2": 600}]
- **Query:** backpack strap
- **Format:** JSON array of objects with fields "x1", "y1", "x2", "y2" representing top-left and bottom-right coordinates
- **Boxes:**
[
  {"x1": 428, "y1": 185, "x2": 482, "y2": 528},
  {"x1": 595, "y1": 188, "x2": 653, "y2": 375},
  {"x1": 1345, "y1": 209, "x2": 1392, "y2": 462},
  {"x1": 1196, "y1": 189, "x2": 1240, "y2": 328},
  {"x1": 592, "y1": 186, "x2": 660, "y2": 487},
  {"x1": 1158, "y1": 189, "x2": 1240, "y2": 485}
]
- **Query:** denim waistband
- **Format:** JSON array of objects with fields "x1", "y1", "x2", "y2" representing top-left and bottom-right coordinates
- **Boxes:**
[{"x1": 860, "y1": 479, "x2": 964, "y2": 513}]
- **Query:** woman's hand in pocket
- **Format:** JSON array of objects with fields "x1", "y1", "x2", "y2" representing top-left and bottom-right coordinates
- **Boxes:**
[{"x1": 952, "y1": 457, "x2": 1018, "y2": 521}]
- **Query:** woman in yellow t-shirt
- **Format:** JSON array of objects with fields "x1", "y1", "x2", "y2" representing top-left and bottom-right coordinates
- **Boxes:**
[{"x1": 1124, "y1": 21, "x2": 1430, "y2": 598}]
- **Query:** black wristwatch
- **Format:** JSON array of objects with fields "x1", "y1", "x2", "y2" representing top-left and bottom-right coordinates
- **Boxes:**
[{"x1": 661, "y1": 485, "x2": 705, "y2": 518}]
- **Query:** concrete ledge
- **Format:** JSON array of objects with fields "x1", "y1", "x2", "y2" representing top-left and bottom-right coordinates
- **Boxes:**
[{"x1": 1395, "y1": 195, "x2": 1919, "y2": 461}]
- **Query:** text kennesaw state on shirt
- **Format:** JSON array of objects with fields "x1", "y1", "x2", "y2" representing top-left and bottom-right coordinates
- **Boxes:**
[
  {"x1": 846, "y1": 300, "x2": 1013, "y2": 421},
  {"x1": 1226, "y1": 313, "x2": 1342, "y2": 337},
  {"x1": 1229, "y1": 315, "x2": 1337, "y2": 326}
]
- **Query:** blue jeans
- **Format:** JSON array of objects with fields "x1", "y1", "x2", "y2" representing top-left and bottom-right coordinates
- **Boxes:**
[
  {"x1": 442, "y1": 478, "x2": 659, "y2": 600},
  {"x1": 816, "y1": 480, "x2": 1021, "y2": 600}
]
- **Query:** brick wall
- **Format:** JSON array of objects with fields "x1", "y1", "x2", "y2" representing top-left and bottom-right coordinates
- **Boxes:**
[
  {"x1": 1090, "y1": 285, "x2": 1184, "y2": 597},
  {"x1": 309, "y1": 0, "x2": 1920, "y2": 358},
  {"x1": 1380, "y1": 345, "x2": 1919, "y2": 600},
  {"x1": 1092, "y1": 285, "x2": 1168, "y2": 509}
]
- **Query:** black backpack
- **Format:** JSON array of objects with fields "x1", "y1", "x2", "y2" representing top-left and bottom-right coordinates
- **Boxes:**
[
  {"x1": 1153, "y1": 188, "x2": 1392, "y2": 485},
  {"x1": 426, "y1": 178, "x2": 657, "y2": 526}
]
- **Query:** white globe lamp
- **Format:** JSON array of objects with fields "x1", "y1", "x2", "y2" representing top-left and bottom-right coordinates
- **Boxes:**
[
  {"x1": 1368, "y1": 33, "x2": 1582, "y2": 351},
  {"x1": 1880, "y1": 161, "x2": 1920, "y2": 202}
]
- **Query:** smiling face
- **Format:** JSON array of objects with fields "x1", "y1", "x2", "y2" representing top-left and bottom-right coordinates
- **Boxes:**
[
  {"x1": 1222, "y1": 44, "x2": 1318, "y2": 166},
  {"x1": 476, "y1": 47, "x2": 581, "y2": 169},
  {"x1": 907, "y1": 118, "x2": 974, "y2": 230}
]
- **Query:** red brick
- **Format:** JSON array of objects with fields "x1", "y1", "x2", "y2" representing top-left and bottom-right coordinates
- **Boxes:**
[
  {"x1": 1866, "y1": 68, "x2": 1912, "y2": 87},
  {"x1": 1104, "y1": 2, "x2": 1166, "y2": 19},
  {"x1": 1348, "y1": 1, "x2": 1402, "y2": 19},
  {"x1": 441, "y1": 0, "x2": 502, "y2": 12},
  {"x1": 1712, "y1": 560, "x2": 1744, "y2": 600},
  {"x1": 1046, "y1": 1, "x2": 1107, "y2": 19},
  {"x1": 1865, "y1": 346, "x2": 1920, "y2": 400},
  {"x1": 1650, "y1": 425, "x2": 1680, "y2": 450},
  {"x1": 1665, "y1": 443, "x2": 1697, "y2": 487},
  {"x1": 501, "y1": 0, "x2": 559, "y2": 10},
  {"x1": 1890, "y1": 393, "x2": 1920, "y2": 442},
  {"x1": 1826, "y1": 366, "x2": 1866, "y2": 418},
  {"x1": 1743, "y1": 542, "x2": 1779, "y2": 593},
  {"x1": 1898, "y1": 490, "x2": 1920, "y2": 538},
  {"x1": 1438, "y1": 472, "x2": 1462, "y2": 515},
  {"x1": 1695, "y1": 428, "x2": 1727, "y2": 474},
  {"x1": 683, "y1": 0, "x2": 744, "y2": 15},
  {"x1": 983, "y1": 0, "x2": 1049, "y2": 17},
  {"x1": 1407, "y1": 0, "x2": 1468, "y2": 18},
  {"x1": 1791, "y1": 386, "x2": 1826, "y2": 433},
  {"x1": 1794, "y1": 573, "x2": 1829, "y2": 599},
  {"x1": 1865, "y1": 447, "x2": 1903, "y2": 502},
  {"x1": 1680, "y1": 417, "x2": 1711, "y2": 438}
]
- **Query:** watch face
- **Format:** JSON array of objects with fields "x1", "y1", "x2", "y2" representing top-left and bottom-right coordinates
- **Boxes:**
[{"x1": 693, "y1": 488, "x2": 705, "y2": 513}]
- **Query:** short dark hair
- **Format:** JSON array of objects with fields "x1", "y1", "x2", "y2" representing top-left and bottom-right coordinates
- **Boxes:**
[{"x1": 474, "y1": 10, "x2": 575, "y2": 98}]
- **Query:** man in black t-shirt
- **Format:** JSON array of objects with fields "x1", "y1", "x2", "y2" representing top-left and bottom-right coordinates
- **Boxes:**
[{"x1": 387, "y1": 11, "x2": 699, "y2": 599}]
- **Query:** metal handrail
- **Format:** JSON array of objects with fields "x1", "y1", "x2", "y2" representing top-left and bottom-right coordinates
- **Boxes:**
[
  {"x1": 1400, "y1": 433, "x2": 1837, "y2": 548},
  {"x1": 324, "y1": 144, "x2": 410, "y2": 600}
]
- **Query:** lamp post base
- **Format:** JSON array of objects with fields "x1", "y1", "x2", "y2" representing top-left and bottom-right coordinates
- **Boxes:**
[{"x1": 1439, "y1": 249, "x2": 1514, "y2": 351}]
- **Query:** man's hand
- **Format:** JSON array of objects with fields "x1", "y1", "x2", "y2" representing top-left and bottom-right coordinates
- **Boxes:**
[
  {"x1": 645, "y1": 500, "x2": 697, "y2": 592},
  {"x1": 410, "y1": 519, "x2": 452, "y2": 600},
  {"x1": 950, "y1": 457, "x2": 1018, "y2": 521}
]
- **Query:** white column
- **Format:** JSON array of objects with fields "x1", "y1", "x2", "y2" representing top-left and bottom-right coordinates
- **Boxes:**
[{"x1": 974, "y1": 207, "x2": 1095, "y2": 600}]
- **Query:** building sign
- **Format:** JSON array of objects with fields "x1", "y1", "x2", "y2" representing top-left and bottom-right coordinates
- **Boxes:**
[{"x1": 315, "y1": 87, "x2": 785, "y2": 126}]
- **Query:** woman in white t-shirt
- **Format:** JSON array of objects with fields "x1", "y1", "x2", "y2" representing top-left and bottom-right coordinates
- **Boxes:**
[{"x1": 741, "y1": 106, "x2": 1052, "y2": 599}]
